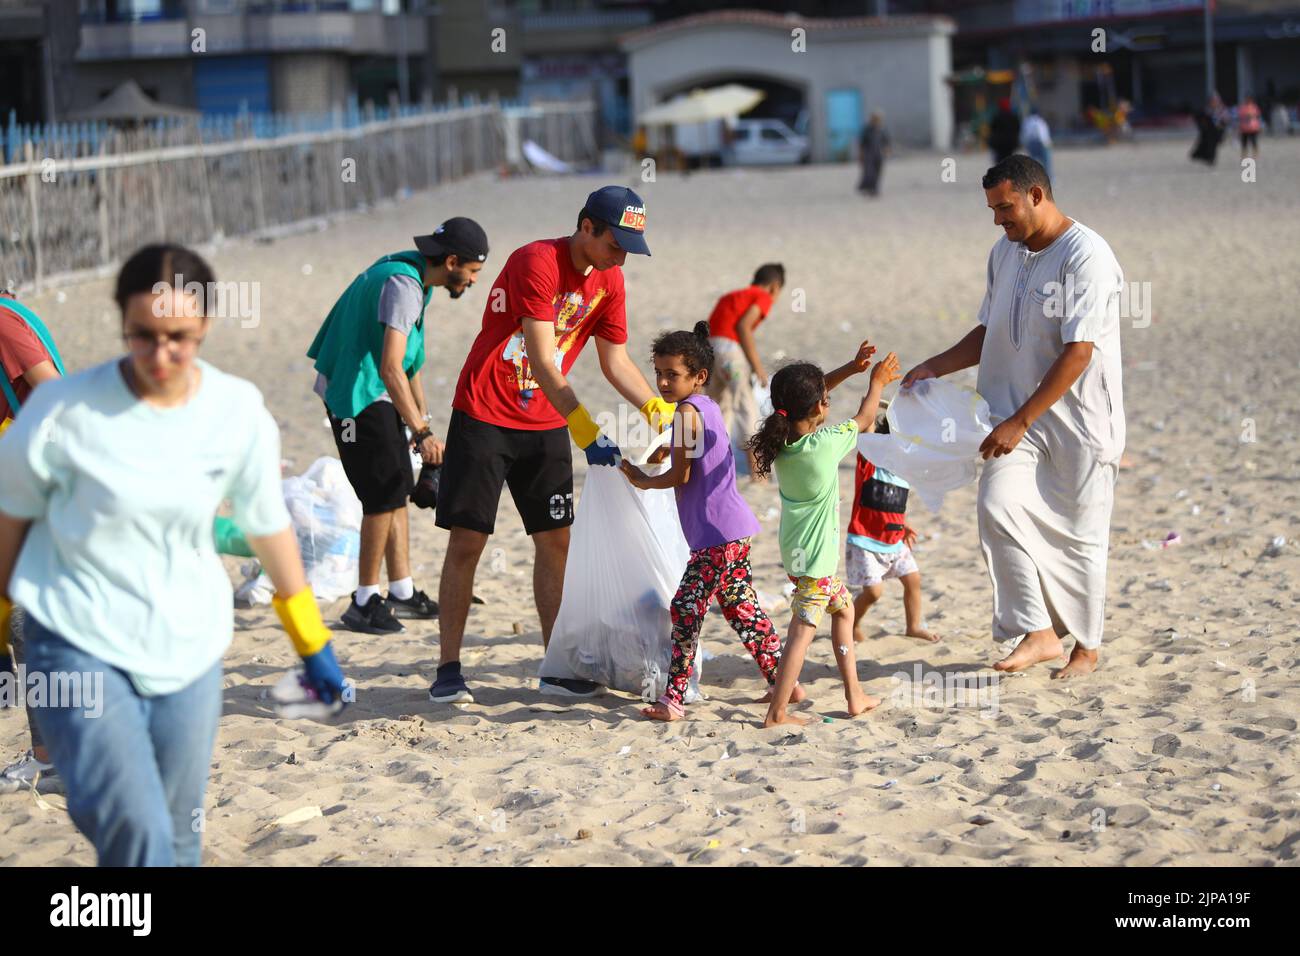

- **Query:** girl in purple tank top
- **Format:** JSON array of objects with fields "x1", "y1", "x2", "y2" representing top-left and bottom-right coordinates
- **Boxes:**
[{"x1": 621, "y1": 323, "x2": 796, "y2": 721}]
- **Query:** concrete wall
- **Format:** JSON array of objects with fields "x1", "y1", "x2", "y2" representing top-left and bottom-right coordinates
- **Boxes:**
[
  {"x1": 272, "y1": 53, "x2": 351, "y2": 113},
  {"x1": 625, "y1": 19, "x2": 955, "y2": 158}
]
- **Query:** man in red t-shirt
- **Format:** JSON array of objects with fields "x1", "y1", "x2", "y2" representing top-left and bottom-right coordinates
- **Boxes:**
[
  {"x1": 0, "y1": 297, "x2": 60, "y2": 427},
  {"x1": 705, "y1": 263, "x2": 784, "y2": 476},
  {"x1": 431, "y1": 186, "x2": 673, "y2": 703}
]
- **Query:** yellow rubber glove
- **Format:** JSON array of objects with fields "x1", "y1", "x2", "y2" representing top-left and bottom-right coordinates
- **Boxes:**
[
  {"x1": 272, "y1": 587, "x2": 331, "y2": 658},
  {"x1": 0, "y1": 596, "x2": 11, "y2": 658},
  {"x1": 565, "y1": 404, "x2": 601, "y2": 449},
  {"x1": 640, "y1": 397, "x2": 677, "y2": 433}
]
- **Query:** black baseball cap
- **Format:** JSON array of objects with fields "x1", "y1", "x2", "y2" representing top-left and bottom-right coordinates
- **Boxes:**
[
  {"x1": 414, "y1": 217, "x2": 489, "y2": 263},
  {"x1": 582, "y1": 185, "x2": 650, "y2": 256}
]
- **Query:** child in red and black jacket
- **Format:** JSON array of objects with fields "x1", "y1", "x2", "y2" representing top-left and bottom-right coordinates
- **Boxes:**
[{"x1": 847, "y1": 410, "x2": 940, "y2": 644}]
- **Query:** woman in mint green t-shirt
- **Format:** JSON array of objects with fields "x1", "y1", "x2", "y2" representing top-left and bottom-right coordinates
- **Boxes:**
[
  {"x1": 747, "y1": 343, "x2": 900, "y2": 728},
  {"x1": 0, "y1": 244, "x2": 348, "y2": 867}
]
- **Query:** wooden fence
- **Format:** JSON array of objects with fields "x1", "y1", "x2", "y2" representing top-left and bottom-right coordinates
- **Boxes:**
[{"x1": 0, "y1": 99, "x2": 599, "y2": 292}]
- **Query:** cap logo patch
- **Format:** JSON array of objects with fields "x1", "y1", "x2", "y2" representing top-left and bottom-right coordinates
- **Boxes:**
[{"x1": 619, "y1": 206, "x2": 645, "y2": 231}]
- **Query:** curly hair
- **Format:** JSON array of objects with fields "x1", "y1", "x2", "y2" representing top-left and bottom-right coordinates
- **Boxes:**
[{"x1": 651, "y1": 320, "x2": 714, "y2": 379}]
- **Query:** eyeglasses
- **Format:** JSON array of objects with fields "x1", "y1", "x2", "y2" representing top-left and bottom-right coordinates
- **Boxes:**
[{"x1": 122, "y1": 331, "x2": 205, "y2": 354}]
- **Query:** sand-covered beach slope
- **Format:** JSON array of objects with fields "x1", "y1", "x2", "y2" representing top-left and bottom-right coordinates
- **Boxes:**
[{"x1": 2, "y1": 137, "x2": 1298, "y2": 865}]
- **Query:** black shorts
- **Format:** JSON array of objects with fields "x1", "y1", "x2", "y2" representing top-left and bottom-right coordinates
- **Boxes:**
[
  {"x1": 435, "y1": 409, "x2": 574, "y2": 535},
  {"x1": 1241, "y1": 131, "x2": 1258, "y2": 150},
  {"x1": 327, "y1": 401, "x2": 414, "y2": 515}
]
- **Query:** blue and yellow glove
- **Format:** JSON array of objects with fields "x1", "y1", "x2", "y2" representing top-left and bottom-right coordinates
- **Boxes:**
[
  {"x1": 639, "y1": 397, "x2": 677, "y2": 434},
  {"x1": 272, "y1": 588, "x2": 347, "y2": 705},
  {"x1": 565, "y1": 404, "x2": 622, "y2": 467}
]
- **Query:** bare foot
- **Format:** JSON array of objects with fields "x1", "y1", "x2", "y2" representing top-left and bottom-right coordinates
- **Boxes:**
[
  {"x1": 757, "y1": 683, "x2": 806, "y2": 704},
  {"x1": 905, "y1": 627, "x2": 942, "y2": 644},
  {"x1": 993, "y1": 631, "x2": 1065, "y2": 673},
  {"x1": 852, "y1": 627, "x2": 867, "y2": 643},
  {"x1": 846, "y1": 690, "x2": 882, "y2": 717},
  {"x1": 1052, "y1": 644, "x2": 1098, "y2": 680},
  {"x1": 640, "y1": 702, "x2": 682, "y2": 722},
  {"x1": 763, "y1": 710, "x2": 810, "y2": 728}
]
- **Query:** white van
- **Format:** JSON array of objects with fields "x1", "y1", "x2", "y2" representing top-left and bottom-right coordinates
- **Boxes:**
[{"x1": 724, "y1": 119, "x2": 810, "y2": 166}]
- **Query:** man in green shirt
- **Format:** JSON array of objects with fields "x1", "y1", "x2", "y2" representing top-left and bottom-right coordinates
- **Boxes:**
[{"x1": 307, "y1": 218, "x2": 488, "y2": 634}]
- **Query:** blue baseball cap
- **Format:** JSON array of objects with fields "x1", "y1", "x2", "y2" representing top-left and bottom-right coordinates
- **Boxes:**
[{"x1": 582, "y1": 185, "x2": 650, "y2": 256}]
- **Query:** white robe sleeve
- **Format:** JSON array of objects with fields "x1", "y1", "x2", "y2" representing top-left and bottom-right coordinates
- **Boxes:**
[
  {"x1": 976, "y1": 244, "x2": 996, "y2": 327},
  {"x1": 1059, "y1": 248, "x2": 1120, "y2": 344}
]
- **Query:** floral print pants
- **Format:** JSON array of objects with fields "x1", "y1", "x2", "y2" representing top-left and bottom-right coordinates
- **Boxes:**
[{"x1": 662, "y1": 537, "x2": 781, "y2": 707}]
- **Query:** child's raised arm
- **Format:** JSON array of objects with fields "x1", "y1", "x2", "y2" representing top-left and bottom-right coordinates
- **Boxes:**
[
  {"x1": 851, "y1": 352, "x2": 900, "y2": 432},
  {"x1": 825, "y1": 340, "x2": 876, "y2": 392}
]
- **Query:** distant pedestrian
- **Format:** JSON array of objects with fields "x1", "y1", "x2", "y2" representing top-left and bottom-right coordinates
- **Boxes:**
[
  {"x1": 989, "y1": 98, "x2": 1021, "y2": 164},
  {"x1": 857, "y1": 111, "x2": 891, "y2": 197},
  {"x1": 1191, "y1": 94, "x2": 1229, "y2": 166},
  {"x1": 1238, "y1": 96, "x2": 1262, "y2": 159},
  {"x1": 1022, "y1": 107, "x2": 1053, "y2": 182}
]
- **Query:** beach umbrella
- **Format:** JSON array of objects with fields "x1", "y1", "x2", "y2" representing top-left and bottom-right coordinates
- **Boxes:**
[
  {"x1": 638, "y1": 84, "x2": 765, "y2": 125},
  {"x1": 67, "y1": 80, "x2": 201, "y2": 122}
]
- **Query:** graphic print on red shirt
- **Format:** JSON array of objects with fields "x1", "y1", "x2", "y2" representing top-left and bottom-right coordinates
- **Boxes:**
[{"x1": 453, "y1": 237, "x2": 627, "y2": 430}]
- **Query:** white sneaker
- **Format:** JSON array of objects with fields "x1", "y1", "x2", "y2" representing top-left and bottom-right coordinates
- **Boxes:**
[{"x1": 0, "y1": 751, "x2": 60, "y2": 794}]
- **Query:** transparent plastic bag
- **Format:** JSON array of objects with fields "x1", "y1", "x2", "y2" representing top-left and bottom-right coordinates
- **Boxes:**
[
  {"x1": 280, "y1": 457, "x2": 363, "y2": 601},
  {"x1": 539, "y1": 431, "x2": 703, "y2": 700},
  {"x1": 857, "y1": 378, "x2": 994, "y2": 512},
  {"x1": 753, "y1": 376, "x2": 773, "y2": 418}
]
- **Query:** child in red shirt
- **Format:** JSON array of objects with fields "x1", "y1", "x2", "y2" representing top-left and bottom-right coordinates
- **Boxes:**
[{"x1": 705, "y1": 263, "x2": 784, "y2": 477}]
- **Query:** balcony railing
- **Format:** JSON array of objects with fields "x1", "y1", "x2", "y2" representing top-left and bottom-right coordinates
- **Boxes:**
[
  {"x1": 77, "y1": 4, "x2": 429, "y2": 59},
  {"x1": 520, "y1": 9, "x2": 654, "y2": 33},
  {"x1": 79, "y1": 1, "x2": 427, "y2": 24}
]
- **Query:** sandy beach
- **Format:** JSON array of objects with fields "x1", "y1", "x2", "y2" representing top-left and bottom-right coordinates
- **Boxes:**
[{"x1": 2, "y1": 136, "x2": 1298, "y2": 866}]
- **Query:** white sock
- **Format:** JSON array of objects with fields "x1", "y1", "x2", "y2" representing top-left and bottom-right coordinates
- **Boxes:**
[
  {"x1": 388, "y1": 577, "x2": 414, "y2": 600},
  {"x1": 355, "y1": 584, "x2": 382, "y2": 605}
]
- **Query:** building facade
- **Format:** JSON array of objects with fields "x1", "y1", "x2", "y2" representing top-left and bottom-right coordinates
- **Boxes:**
[
  {"x1": 71, "y1": 0, "x2": 436, "y2": 116},
  {"x1": 621, "y1": 10, "x2": 956, "y2": 157}
]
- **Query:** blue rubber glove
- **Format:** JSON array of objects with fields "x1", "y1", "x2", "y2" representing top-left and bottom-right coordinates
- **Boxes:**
[
  {"x1": 301, "y1": 642, "x2": 347, "y2": 706},
  {"x1": 584, "y1": 433, "x2": 622, "y2": 468}
]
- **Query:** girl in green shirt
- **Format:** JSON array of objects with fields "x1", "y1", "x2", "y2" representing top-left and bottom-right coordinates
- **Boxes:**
[{"x1": 748, "y1": 344, "x2": 900, "y2": 726}]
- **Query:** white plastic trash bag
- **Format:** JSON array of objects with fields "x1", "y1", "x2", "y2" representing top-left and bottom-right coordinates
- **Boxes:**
[
  {"x1": 237, "y1": 457, "x2": 362, "y2": 604},
  {"x1": 857, "y1": 379, "x2": 994, "y2": 512},
  {"x1": 540, "y1": 436, "x2": 703, "y2": 701},
  {"x1": 284, "y1": 457, "x2": 362, "y2": 601},
  {"x1": 753, "y1": 376, "x2": 773, "y2": 418}
]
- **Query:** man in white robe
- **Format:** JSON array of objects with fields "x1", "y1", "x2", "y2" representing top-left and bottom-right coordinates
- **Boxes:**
[{"x1": 903, "y1": 155, "x2": 1125, "y2": 678}]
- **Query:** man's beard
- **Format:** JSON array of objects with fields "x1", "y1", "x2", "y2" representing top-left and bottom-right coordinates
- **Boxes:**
[{"x1": 445, "y1": 285, "x2": 465, "y2": 299}]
